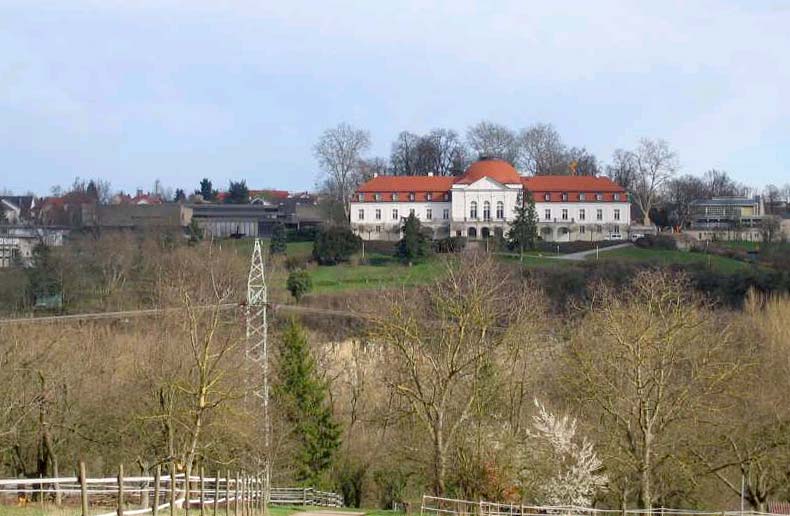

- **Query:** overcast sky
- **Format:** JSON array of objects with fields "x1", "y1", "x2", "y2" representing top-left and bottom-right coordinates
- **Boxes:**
[{"x1": 1, "y1": 0, "x2": 788, "y2": 196}]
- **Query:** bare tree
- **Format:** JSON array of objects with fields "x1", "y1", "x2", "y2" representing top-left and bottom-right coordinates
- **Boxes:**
[
  {"x1": 606, "y1": 149, "x2": 638, "y2": 191},
  {"x1": 422, "y1": 129, "x2": 468, "y2": 176},
  {"x1": 369, "y1": 254, "x2": 526, "y2": 495},
  {"x1": 519, "y1": 123, "x2": 567, "y2": 175},
  {"x1": 565, "y1": 271, "x2": 743, "y2": 510},
  {"x1": 664, "y1": 174, "x2": 706, "y2": 229},
  {"x1": 390, "y1": 131, "x2": 423, "y2": 176},
  {"x1": 566, "y1": 147, "x2": 600, "y2": 176},
  {"x1": 465, "y1": 121, "x2": 520, "y2": 166},
  {"x1": 630, "y1": 139, "x2": 678, "y2": 226},
  {"x1": 763, "y1": 184, "x2": 782, "y2": 214},
  {"x1": 703, "y1": 169, "x2": 745, "y2": 198},
  {"x1": 314, "y1": 123, "x2": 371, "y2": 220}
]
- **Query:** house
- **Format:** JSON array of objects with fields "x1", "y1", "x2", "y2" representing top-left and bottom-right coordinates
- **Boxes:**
[
  {"x1": 689, "y1": 196, "x2": 773, "y2": 241},
  {"x1": 349, "y1": 158, "x2": 631, "y2": 242},
  {"x1": 82, "y1": 204, "x2": 192, "y2": 230},
  {"x1": 0, "y1": 227, "x2": 66, "y2": 268},
  {"x1": 0, "y1": 196, "x2": 36, "y2": 224}
]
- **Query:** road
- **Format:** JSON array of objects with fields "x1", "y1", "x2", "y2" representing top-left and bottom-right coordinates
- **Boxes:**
[{"x1": 554, "y1": 242, "x2": 633, "y2": 261}]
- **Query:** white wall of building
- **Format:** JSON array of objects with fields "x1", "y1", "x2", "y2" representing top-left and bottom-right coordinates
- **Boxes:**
[
  {"x1": 350, "y1": 201, "x2": 452, "y2": 240},
  {"x1": 451, "y1": 178, "x2": 522, "y2": 222}
]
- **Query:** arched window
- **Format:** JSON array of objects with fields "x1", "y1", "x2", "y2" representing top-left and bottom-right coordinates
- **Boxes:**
[
  {"x1": 496, "y1": 201, "x2": 504, "y2": 219},
  {"x1": 483, "y1": 201, "x2": 491, "y2": 220},
  {"x1": 470, "y1": 201, "x2": 478, "y2": 219},
  {"x1": 468, "y1": 227, "x2": 477, "y2": 238}
]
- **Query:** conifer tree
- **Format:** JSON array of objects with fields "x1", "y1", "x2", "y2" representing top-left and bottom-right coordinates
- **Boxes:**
[
  {"x1": 506, "y1": 191, "x2": 538, "y2": 255},
  {"x1": 275, "y1": 319, "x2": 341, "y2": 487},
  {"x1": 396, "y1": 213, "x2": 430, "y2": 265},
  {"x1": 270, "y1": 223, "x2": 287, "y2": 254}
]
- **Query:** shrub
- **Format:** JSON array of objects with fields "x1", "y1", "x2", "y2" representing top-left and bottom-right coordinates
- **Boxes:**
[
  {"x1": 286, "y1": 226, "x2": 319, "y2": 242},
  {"x1": 286, "y1": 269, "x2": 312, "y2": 303},
  {"x1": 634, "y1": 235, "x2": 677, "y2": 250},
  {"x1": 284, "y1": 255, "x2": 309, "y2": 272},
  {"x1": 269, "y1": 223, "x2": 287, "y2": 254},
  {"x1": 433, "y1": 236, "x2": 467, "y2": 253},
  {"x1": 312, "y1": 226, "x2": 361, "y2": 265}
]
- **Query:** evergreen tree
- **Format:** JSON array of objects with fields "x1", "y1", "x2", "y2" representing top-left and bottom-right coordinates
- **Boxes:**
[
  {"x1": 507, "y1": 191, "x2": 538, "y2": 254},
  {"x1": 270, "y1": 223, "x2": 287, "y2": 254},
  {"x1": 286, "y1": 269, "x2": 312, "y2": 303},
  {"x1": 86, "y1": 180, "x2": 99, "y2": 201},
  {"x1": 226, "y1": 180, "x2": 249, "y2": 204},
  {"x1": 174, "y1": 188, "x2": 186, "y2": 202},
  {"x1": 312, "y1": 227, "x2": 361, "y2": 265},
  {"x1": 396, "y1": 213, "x2": 430, "y2": 265},
  {"x1": 197, "y1": 178, "x2": 217, "y2": 201},
  {"x1": 275, "y1": 319, "x2": 341, "y2": 487}
]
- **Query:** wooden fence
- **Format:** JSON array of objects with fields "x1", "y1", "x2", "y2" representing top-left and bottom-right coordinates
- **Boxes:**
[
  {"x1": 420, "y1": 495, "x2": 787, "y2": 516},
  {"x1": 0, "y1": 463, "x2": 342, "y2": 516}
]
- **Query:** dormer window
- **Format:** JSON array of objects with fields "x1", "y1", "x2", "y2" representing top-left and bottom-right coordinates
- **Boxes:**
[
  {"x1": 544, "y1": 193, "x2": 551, "y2": 201},
  {"x1": 595, "y1": 192, "x2": 603, "y2": 201},
  {"x1": 561, "y1": 192, "x2": 568, "y2": 201},
  {"x1": 358, "y1": 193, "x2": 364, "y2": 202},
  {"x1": 374, "y1": 193, "x2": 381, "y2": 201},
  {"x1": 614, "y1": 193, "x2": 621, "y2": 201},
  {"x1": 409, "y1": 192, "x2": 415, "y2": 201},
  {"x1": 579, "y1": 192, "x2": 586, "y2": 201},
  {"x1": 392, "y1": 193, "x2": 399, "y2": 201},
  {"x1": 443, "y1": 193, "x2": 450, "y2": 201},
  {"x1": 426, "y1": 193, "x2": 432, "y2": 201}
]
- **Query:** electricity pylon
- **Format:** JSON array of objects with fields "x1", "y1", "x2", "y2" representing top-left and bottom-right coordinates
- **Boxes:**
[{"x1": 246, "y1": 238, "x2": 271, "y2": 511}]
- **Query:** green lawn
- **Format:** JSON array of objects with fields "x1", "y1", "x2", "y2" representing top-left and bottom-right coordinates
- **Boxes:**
[
  {"x1": 309, "y1": 256, "x2": 445, "y2": 293},
  {"x1": 590, "y1": 247, "x2": 753, "y2": 273}
]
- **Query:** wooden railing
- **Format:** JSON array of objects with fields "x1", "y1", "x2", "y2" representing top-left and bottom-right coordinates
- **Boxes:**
[
  {"x1": 0, "y1": 463, "x2": 342, "y2": 515},
  {"x1": 420, "y1": 495, "x2": 786, "y2": 516}
]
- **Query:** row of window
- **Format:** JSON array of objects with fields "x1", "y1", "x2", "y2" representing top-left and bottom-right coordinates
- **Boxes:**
[
  {"x1": 543, "y1": 192, "x2": 623, "y2": 202},
  {"x1": 357, "y1": 207, "x2": 451, "y2": 221},
  {"x1": 358, "y1": 192, "x2": 624, "y2": 202},
  {"x1": 358, "y1": 192, "x2": 450, "y2": 202},
  {"x1": 468, "y1": 201, "x2": 505, "y2": 220},
  {"x1": 543, "y1": 208, "x2": 621, "y2": 222}
]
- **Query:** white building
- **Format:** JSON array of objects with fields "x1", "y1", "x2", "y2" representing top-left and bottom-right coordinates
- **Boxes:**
[{"x1": 350, "y1": 158, "x2": 631, "y2": 242}]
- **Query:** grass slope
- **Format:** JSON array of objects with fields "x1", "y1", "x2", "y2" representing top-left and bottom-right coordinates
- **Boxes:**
[{"x1": 590, "y1": 247, "x2": 753, "y2": 273}]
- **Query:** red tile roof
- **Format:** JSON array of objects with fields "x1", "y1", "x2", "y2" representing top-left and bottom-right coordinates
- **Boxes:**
[
  {"x1": 455, "y1": 159, "x2": 522, "y2": 184},
  {"x1": 521, "y1": 175, "x2": 625, "y2": 192},
  {"x1": 357, "y1": 175, "x2": 455, "y2": 192}
]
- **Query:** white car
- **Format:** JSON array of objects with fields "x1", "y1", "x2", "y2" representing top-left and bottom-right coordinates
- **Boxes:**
[
  {"x1": 605, "y1": 233, "x2": 624, "y2": 241},
  {"x1": 630, "y1": 233, "x2": 645, "y2": 241}
]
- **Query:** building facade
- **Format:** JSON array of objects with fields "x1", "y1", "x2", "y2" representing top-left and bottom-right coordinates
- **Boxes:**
[{"x1": 350, "y1": 158, "x2": 631, "y2": 242}]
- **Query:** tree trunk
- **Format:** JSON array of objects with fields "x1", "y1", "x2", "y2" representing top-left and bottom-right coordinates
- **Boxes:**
[
  {"x1": 639, "y1": 436, "x2": 652, "y2": 510},
  {"x1": 432, "y1": 427, "x2": 446, "y2": 496}
]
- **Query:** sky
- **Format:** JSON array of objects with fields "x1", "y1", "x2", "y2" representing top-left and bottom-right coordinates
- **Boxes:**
[{"x1": 1, "y1": 0, "x2": 788, "y2": 196}]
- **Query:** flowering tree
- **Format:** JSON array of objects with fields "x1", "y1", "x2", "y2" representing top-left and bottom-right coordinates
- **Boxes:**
[{"x1": 522, "y1": 400, "x2": 607, "y2": 507}]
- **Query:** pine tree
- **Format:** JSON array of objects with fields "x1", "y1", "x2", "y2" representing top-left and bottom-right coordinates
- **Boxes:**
[
  {"x1": 275, "y1": 319, "x2": 341, "y2": 487},
  {"x1": 197, "y1": 178, "x2": 217, "y2": 201},
  {"x1": 226, "y1": 180, "x2": 249, "y2": 204},
  {"x1": 174, "y1": 188, "x2": 186, "y2": 202},
  {"x1": 396, "y1": 213, "x2": 430, "y2": 265},
  {"x1": 506, "y1": 191, "x2": 538, "y2": 255},
  {"x1": 270, "y1": 223, "x2": 287, "y2": 254}
]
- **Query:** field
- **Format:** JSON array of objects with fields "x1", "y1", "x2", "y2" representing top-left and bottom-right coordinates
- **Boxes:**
[{"x1": 590, "y1": 246, "x2": 753, "y2": 273}]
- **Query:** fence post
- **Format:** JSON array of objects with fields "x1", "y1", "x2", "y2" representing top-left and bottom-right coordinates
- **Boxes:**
[
  {"x1": 200, "y1": 468, "x2": 205, "y2": 516},
  {"x1": 39, "y1": 474, "x2": 44, "y2": 511},
  {"x1": 234, "y1": 472, "x2": 240, "y2": 516},
  {"x1": 303, "y1": 487, "x2": 307, "y2": 507},
  {"x1": 225, "y1": 471, "x2": 231, "y2": 516},
  {"x1": 185, "y1": 467, "x2": 191, "y2": 516},
  {"x1": 213, "y1": 471, "x2": 219, "y2": 516},
  {"x1": 54, "y1": 461, "x2": 62, "y2": 507},
  {"x1": 79, "y1": 461, "x2": 89, "y2": 516},
  {"x1": 169, "y1": 463, "x2": 176, "y2": 516},
  {"x1": 153, "y1": 465, "x2": 161, "y2": 516},
  {"x1": 240, "y1": 473, "x2": 246, "y2": 516},
  {"x1": 117, "y1": 464, "x2": 125, "y2": 516}
]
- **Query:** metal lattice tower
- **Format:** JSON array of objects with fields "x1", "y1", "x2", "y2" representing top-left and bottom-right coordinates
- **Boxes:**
[{"x1": 246, "y1": 238, "x2": 271, "y2": 510}]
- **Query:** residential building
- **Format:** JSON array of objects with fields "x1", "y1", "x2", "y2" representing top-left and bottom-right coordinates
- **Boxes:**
[
  {"x1": 0, "y1": 196, "x2": 36, "y2": 224},
  {"x1": 350, "y1": 158, "x2": 631, "y2": 241},
  {"x1": 0, "y1": 227, "x2": 66, "y2": 268}
]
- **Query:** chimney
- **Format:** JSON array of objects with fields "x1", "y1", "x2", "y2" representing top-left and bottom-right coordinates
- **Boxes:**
[{"x1": 427, "y1": 172, "x2": 434, "y2": 177}]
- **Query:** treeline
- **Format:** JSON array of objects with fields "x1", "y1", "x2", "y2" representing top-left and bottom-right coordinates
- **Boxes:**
[{"x1": 3, "y1": 246, "x2": 790, "y2": 511}]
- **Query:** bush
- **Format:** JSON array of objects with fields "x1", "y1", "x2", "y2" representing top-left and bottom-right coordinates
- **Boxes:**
[
  {"x1": 433, "y1": 236, "x2": 467, "y2": 253},
  {"x1": 269, "y1": 223, "x2": 287, "y2": 254},
  {"x1": 286, "y1": 226, "x2": 319, "y2": 242},
  {"x1": 286, "y1": 269, "x2": 312, "y2": 303},
  {"x1": 312, "y1": 226, "x2": 361, "y2": 265},
  {"x1": 284, "y1": 255, "x2": 309, "y2": 272},
  {"x1": 634, "y1": 235, "x2": 677, "y2": 250}
]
